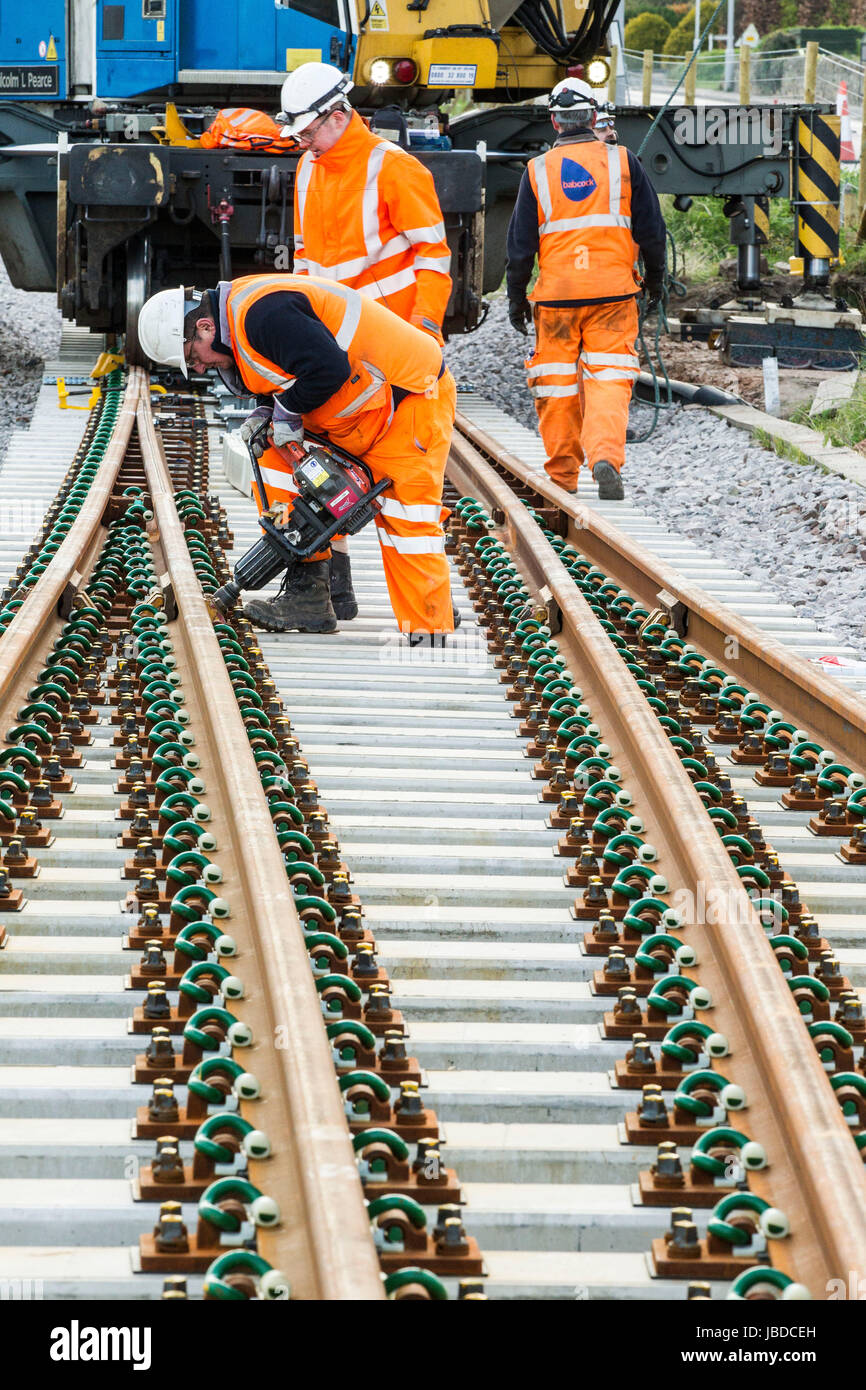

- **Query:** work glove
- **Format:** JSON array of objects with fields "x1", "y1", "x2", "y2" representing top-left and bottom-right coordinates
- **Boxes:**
[
  {"x1": 411, "y1": 312, "x2": 445, "y2": 346},
  {"x1": 643, "y1": 271, "x2": 664, "y2": 311},
  {"x1": 508, "y1": 298, "x2": 532, "y2": 335},
  {"x1": 271, "y1": 399, "x2": 304, "y2": 450},
  {"x1": 239, "y1": 404, "x2": 273, "y2": 458}
]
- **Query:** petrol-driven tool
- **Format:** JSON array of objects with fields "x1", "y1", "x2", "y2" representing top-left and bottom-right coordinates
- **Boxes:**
[{"x1": 212, "y1": 424, "x2": 391, "y2": 615}]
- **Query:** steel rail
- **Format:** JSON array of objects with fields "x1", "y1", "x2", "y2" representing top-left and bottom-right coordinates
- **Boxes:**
[
  {"x1": 455, "y1": 410, "x2": 866, "y2": 772},
  {"x1": 448, "y1": 427, "x2": 866, "y2": 1296},
  {"x1": 0, "y1": 371, "x2": 140, "y2": 731},
  {"x1": 135, "y1": 373, "x2": 384, "y2": 1300}
]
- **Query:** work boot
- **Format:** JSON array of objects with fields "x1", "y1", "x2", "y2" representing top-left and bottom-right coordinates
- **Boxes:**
[
  {"x1": 592, "y1": 460, "x2": 624, "y2": 501},
  {"x1": 406, "y1": 602, "x2": 461, "y2": 647},
  {"x1": 328, "y1": 550, "x2": 358, "y2": 621},
  {"x1": 243, "y1": 560, "x2": 337, "y2": 634}
]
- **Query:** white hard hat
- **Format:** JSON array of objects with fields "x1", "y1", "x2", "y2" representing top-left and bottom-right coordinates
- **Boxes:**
[
  {"x1": 278, "y1": 63, "x2": 353, "y2": 138},
  {"x1": 137, "y1": 287, "x2": 202, "y2": 378},
  {"x1": 549, "y1": 77, "x2": 599, "y2": 112}
]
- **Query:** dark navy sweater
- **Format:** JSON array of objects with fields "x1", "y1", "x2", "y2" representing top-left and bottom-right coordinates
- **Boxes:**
[{"x1": 505, "y1": 132, "x2": 667, "y2": 307}]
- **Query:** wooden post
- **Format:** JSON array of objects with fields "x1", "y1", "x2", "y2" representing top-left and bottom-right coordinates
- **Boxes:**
[
  {"x1": 842, "y1": 181, "x2": 859, "y2": 231},
  {"x1": 739, "y1": 43, "x2": 750, "y2": 104},
  {"x1": 684, "y1": 58, "x2": 697, "y2": 105},
  {"x1": 859, "y1": 78, "x2": 866, "y2": 213},
  {"x1": 608, "y1": 46, "x2": 618, "y2": 104},
  {"x1": 804, "y1": 39, "x2": 818, "y2": 103},
  {"x1": 642, "y1": 48, "x2": 653, "y2": 105}
]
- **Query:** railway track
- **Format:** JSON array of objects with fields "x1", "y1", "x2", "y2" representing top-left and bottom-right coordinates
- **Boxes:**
[{"x1": 0, "y1": 352, "x2": 865, "y2": 1302}]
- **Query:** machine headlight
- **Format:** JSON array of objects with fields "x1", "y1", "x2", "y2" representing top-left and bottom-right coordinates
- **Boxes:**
[{"x1": 369, "y1": 59, "x2": 392, "y2": 84}]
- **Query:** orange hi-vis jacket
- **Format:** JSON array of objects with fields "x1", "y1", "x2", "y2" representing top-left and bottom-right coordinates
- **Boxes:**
[
  {"x1": 225, "y1": 273, "x2": 443, "y2": 457},
  {"x1": 200, "y1": 107, "x2": 295, "y2": 152},
  {"x1": 292, "y1": 111, "x2": 452, "y2": 332},
  {"x1": 527, "y1": 141, "x2": 640, "y2": 302}
]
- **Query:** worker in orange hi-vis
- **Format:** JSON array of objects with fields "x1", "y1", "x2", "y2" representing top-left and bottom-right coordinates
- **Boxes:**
[
  {"x1": 506, "y1": 77, "x2": 666, "y2": 501},
  {"x1": 137, "y1": 276, "x2": 456, "y2": 645},
  {"x1": 274, "y1": 61, "x2": 453, "y2": 624}
]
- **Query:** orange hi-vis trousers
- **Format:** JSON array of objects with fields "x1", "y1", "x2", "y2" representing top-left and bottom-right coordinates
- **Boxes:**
[
  {"x1": 525, "y1": 299, "x2": 640, "y2": 491},
  {"x1": 252, "y1": 371, "x2": 456, "y2": 634}
]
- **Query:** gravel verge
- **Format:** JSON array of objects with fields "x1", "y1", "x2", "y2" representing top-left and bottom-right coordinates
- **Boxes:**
[
  {"x1": 0, "y1": 259, "x2": 62, "y2": 466},
  {"x1": 447, "y1": 296, "x2": 866, "y2": 663}
]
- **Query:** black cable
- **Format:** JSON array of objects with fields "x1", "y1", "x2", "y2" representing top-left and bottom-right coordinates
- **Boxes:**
[{"x1": 653, "y1": 118, "x2": 775, "y2": 178}]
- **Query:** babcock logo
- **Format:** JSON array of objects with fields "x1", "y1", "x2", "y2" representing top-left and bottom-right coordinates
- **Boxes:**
[{"x1": 560, "y1": 158, "x2": 596, "y2": 201}]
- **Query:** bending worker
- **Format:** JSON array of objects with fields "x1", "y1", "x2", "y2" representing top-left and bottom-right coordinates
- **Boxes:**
[
  {"x1": 506, "y1": 77, "x2": 666, "y2": 501},
  {"x1": 241, "y1": 61, "x2": 453, "y2": 628},
  {"x1": 138, "y1": 275, "x2": 455, "y2": 641}
]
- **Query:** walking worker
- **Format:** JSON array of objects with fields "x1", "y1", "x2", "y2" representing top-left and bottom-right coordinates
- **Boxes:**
[
  {"x1": 505, "y1": 77, "x2": 666, "y2": 500},
  {"x1": 273, "y1": 61, "x2": 453, "y2": 621},
  {"x1": 138, "y1": 276, "x2": 456, "y2": 642}
]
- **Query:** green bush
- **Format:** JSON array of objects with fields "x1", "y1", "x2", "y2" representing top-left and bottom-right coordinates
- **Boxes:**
[
  {"x1": 759, "y1": 27, "x2": 800, "y2": 50},
  {"x1": 663, "y1": 10, "x2": 696, "y2": 54},
  {"x1": 624, "y1": 0, "x2": 678, "y2": 22},
  {"x1": 799, "y1": 24, "x2": 864, "y2": 54},
  {"x1": 625, "y1": 12, "x2": 672, "y2": 48}
]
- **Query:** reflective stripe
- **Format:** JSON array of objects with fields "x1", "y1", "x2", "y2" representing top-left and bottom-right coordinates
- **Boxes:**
[
  {"x1": 403, "y1": 221, "x2": 446, "y2": 245},
  {"x1": 355, "y1": 265, "x2": 418, "y2": 300},
  {"x1": 332, "y1": 287, "x2": 362, "y2": 346},
  {"x1": 235, "y1": 343, "x2": 293, "y2": 389},
  {"x1": 530, "y1": 383, "x2": 581, "y2": 398},
  {"x1": 413, "y1": 253, "x2": 452, "y2": 275},
  {"x1": 302, "y1": 234, "x2": 412, "y2": 282},
  {"x1": 378, "y1": 499, "x2": 442, "y2": 524},
  {"x1": 332, "y1": 362, "x2": 387, "y2": 418},
  {"x1": 363, "y1": 142, "x2": 389, "y2": 260},
  {"x1": 541, "y1": 213, "x2": 632, "y2": 234},
  {"x1": 292, "y1": 256, "x2": 310, "y2": 273},
  {"x1": 298, "y1": 275, "x2": 363, "y2": 347},
  {"x1": 377, "y1": 529, "x2": 446, "y2": 554},
  {"x1": 607, "y1": 142, "x2": 622, "y2": 217},
  {"x1": 580, "y1": 351, "x2": 640, "y2": 368},
  {"x1": 580, "y1": 366, "x2": 638, "y2": 381},
  {"x1": 295, "y1": 153, "x2": 313, "y2": 235},
  {"x1": 526, "y1": 361, "x2": 576, "y2": 378},
  {"x1": 532, "y1": 154, "x2": 552, "y2": 222},
  {"x1": 229, "y1": 108, "x2": 255, "y2": 126}
]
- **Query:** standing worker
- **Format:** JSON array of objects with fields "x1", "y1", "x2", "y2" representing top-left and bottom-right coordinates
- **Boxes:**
[
  {"x1": 137, "y1": 276, "x2": 455, "y2": 642},
  {"x1": 242, "y1": 62, "x2": 453, "y2": 627},
  {"x1": 593, "y1": 102, "x2": 619, "y2": 144},
  {"x1": 505, "y1": 77, "x2": 666, "y2": 500}
]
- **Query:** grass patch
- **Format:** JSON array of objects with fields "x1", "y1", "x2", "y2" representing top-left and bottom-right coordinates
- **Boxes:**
[
  {"x1": 808, "y1": 383, "x2": 866, "y2": 451},
  {"x1": 666, "y1": 176, "x2": 866, "y2": 288},
  {"x1": 753, "y1": 424, "x2": 827, "y2": 471},
  {"x1": 665, "y1": 194, "x2": 793, "y2": 284}
]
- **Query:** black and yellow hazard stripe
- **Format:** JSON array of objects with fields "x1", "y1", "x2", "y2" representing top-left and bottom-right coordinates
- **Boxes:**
[
  {"x1": 753, "y1": 196, "x2": 769, "y2": 245},
  {"x1": 795, "y1": 113, "x2": 840, "y2": 260}
]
